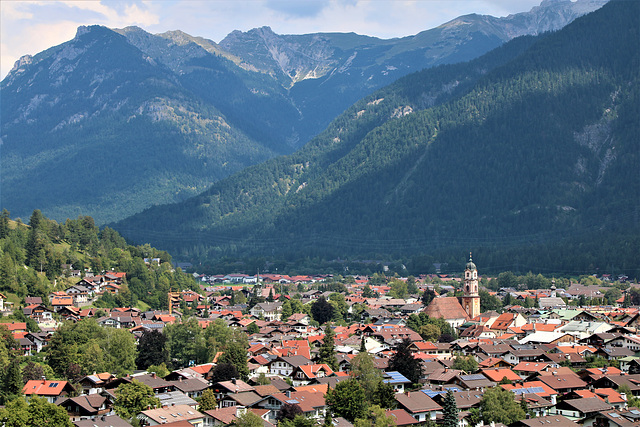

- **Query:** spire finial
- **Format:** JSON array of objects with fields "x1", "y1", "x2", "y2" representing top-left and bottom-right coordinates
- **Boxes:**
[{"x1": 469, "y1": 251, "x2": 472, "y2": 262}]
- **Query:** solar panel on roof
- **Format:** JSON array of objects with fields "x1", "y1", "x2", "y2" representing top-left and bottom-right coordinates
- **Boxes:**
[
  {"x1": 530, "y1": 387, "x2": 545, "y2": 393},
  {"x1": 421, "y1": 390, "x2": 446, "y2": 398},
  {"x1": 461, "y1": 374, "x2": 486, "y2": 381}
]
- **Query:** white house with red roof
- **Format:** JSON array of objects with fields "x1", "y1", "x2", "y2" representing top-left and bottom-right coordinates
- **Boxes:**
[{"x1": 23, "y1": 379, "x2": 76, "y2": 403}]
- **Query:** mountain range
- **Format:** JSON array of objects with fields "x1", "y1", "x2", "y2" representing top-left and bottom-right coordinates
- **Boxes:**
[
  {"x1": 0, "y1": 0, "x2": 607, "y2": 224},
  {"x1": 112, "y1": 0, "x2": 639, "y2": 275}
]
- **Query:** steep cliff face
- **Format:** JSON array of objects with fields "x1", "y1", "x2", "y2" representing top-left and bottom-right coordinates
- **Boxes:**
[{"x1": 220, "y1": 0, "x2": 608, "y2": 87}]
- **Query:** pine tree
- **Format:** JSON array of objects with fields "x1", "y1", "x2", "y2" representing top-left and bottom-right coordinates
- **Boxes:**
[
  {"x1": 389, "y1": 338, "x2": 422, "y2": 384},
  {"x1": 443, "y1": 389, "x2": 459, "y2": 427},
  {"x1": 2, "y1": 359, "x2": 23, "y2": 403},
  {"x1": 317, "y1": 325, "x2": 338, "y2": 370},
  {"x1": 0, "y1": 209, "x2": 10, "y2": 239}
]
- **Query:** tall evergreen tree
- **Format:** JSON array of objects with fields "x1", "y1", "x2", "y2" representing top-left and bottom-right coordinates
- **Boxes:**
[
  {"x1": 1, "y1": 359, "x2": 23, "y2": 403},
  {"x1": 443, "y1": 389, "x2": 459, "y2": 427},
  {"x1": 0, "y1": 209, "x2": 9, "y2": 239},
  {"x1": 389, "y1": 338, "x2": 422, "y2": 384},
  {"x1": 317, "y1": 325, "x2": 338, "y2": 370}
]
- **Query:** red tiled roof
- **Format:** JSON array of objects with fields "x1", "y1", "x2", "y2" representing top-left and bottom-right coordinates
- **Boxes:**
[
  {"x1": 23, "y1": 380, "x2": 70, "y2": 396},
  {"x1": 481, "y1": 368, "x2": 521, "y2": 382},
  {"x1": 423, "y1": 297, "x2": 469, "y2": 321}
]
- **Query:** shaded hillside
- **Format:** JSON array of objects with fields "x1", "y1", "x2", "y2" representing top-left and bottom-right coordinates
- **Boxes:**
[
  {"x1": 0, "y1": 26, "x2": 283, "y2": 224},
  {"x1": 0, "y1": 0, "x2": 605, "y2": 225},
  {"x1": 113, "y1": 0, "x2": 639, "y2": 275}
]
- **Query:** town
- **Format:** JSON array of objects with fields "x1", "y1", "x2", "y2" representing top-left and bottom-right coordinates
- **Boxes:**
[{"x1": 2, "y1": 252, "x2": 640, "y2": 427}]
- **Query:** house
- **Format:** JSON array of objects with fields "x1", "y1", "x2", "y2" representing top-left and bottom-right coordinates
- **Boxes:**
[
  {"x1": 558, "y1": 321, "x2": 612, "y2": 340},
  {"x1": 106, "y1": 373, "x2": 174, "y2": 395},
  {"x1": 481, "y1": 368, "x2": 522, "y2": 384},
  {"x1": 515, "y1": 393, "x2": 554, "y2": 418},
  {"x1": 250, "y1": 302, "x2": 283, "y2": 321},
  {"x1": 268, "y1": 355, "x2": 312, "y2": 377},
  {"x1": 536, "y1": 372, "x2": 587, "y2": 394},
  {"x1": 288, "y1": 313, "x2": 311, "y2": 325},
  {"x1": 490, "y1": 313, "x2": 527, "y2": 334},
  {"x1": 510, "y1": 414, "x2": 576, "y2": 427},
  {"x1": 252, "y1": 390, "x2": 327, "y2": 421},
  {"x1": 102, "y1": 282, "x2": 121, "y2": 294},
  {"x1": 211, "y1": 379, "x2": 256, "y2": 404},
  {"x1": 51, "y1": 293, "x2": 74, "y2": 310},
  {"x1": 432, "y1": 390, "x2": 483, "y2": 411},
  {"x1": 550, "y1": 397, "x2": 613, "y2": 421},
  {"x1": 386, "y1": 408, "x2": 421, "y2": 426},
  {"x1": 78, "y1": 372, "x2": 116, "y2": 395},
  {"x1": 218, "y1": 390, "x2": 263, "y2": 409},
  {"x1": 23, "y1": 304, "x2": 54, "y2": 322},
  {"x1": 57, "y1": 394, "x2": 110, "y2": 421},
  {"x1": 290, "y1": 364, "x2": 334, "y2": 387},
  {"x1": 139, "y1": 404, "x2": 205, "y2": 426},
  {"x1": 73, "y1": 414, "x2": 131, "y2": 427},
  {"x1": 65, "y1": 284, "x2": 92, "y2": 304},
  {"x1": 582, "y1": 407, "x2": 640, "y2": 427},
  {"x1": 382, "y1": 371, "x2": 412, "y2": 393},
  {"x1": 169, "y1": 377, "x2": 210, "y2": 399},
  {"x1": 394, "y1": 390, "x2": 442, "y2": 422},
  {"x1": 23, "y1": 379, "x2": 75, "y2": 403},
  {"x1": 451, "y1": 374, "x2": 496, "y2": 390}
]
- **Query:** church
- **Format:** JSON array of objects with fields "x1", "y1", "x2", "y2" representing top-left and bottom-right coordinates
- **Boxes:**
[{"x1": 423, "y1": 254, "x2": 481, "y2": 329}]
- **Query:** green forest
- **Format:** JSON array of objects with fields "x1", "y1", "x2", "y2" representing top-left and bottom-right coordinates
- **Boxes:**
[
  {"x1": 113, "y1": 1, "x2": 639, "y2": 277},
  {"x1": 0, "y1": 209, "x2": 198, "y2": 311}
]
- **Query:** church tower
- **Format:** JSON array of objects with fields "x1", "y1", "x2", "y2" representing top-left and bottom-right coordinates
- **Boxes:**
[{"x1": 461, "y1": 253, "x2": 481, "y2": 319}]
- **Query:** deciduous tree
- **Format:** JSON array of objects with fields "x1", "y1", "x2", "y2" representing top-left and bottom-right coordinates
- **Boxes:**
[
  {"x1": 480, "y1": 387, "x2": 525, "y2": 425},
  {"x1": 114, "y1": 380, "x2": 161, "y2": 421},
  {"x1": 325, "y1": 378, "x2": 368, "y2": 422},
  {"x1": 199, "y1": 389, "x2": 217, "y2": 411},
  {"x1": 136, "y1": 330, "x2": 169, "y2": 370}
]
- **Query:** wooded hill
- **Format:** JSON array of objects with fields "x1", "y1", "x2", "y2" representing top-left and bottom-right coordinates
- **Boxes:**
[
  {"x1": 113, "y1": 1, "x2": 639, "y2": 276},
  {"x1": 0, "y1": 209, "x2": 198, "y2": 311}
]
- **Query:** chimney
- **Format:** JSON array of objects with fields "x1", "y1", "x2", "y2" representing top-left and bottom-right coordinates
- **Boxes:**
[
  {"x1": 232, "y1": 378, "x2": 237, "y2": 385},
  {"x1": 152, "y1": 372, "x2": 157, "y2": 379}
]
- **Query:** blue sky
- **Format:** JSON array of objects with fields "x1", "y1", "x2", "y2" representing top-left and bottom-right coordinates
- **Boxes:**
[{"x1": 1, "y1": 0, "x2": 544, "y2": 79}]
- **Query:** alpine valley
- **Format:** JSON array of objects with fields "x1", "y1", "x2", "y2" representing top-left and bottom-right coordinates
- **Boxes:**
[
  {"x1": 1, "y1": 0, "x2": 607, "y2": 225},
  {"x1": 111, "y1": 0, "x2": 639, "y2": 275}
]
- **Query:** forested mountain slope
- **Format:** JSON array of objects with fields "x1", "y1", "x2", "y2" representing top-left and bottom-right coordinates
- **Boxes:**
[
  {"x1": 0, "y1": 0, "x2": 605, "y2": 225},
  {"x1": 114, "y1": 0, "x2": 639, "y2": 274}
]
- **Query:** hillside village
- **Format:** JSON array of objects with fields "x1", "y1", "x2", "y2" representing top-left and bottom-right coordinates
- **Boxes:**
[{"x1": 3, "y1": 253, "x2": 640, "y2": 427}]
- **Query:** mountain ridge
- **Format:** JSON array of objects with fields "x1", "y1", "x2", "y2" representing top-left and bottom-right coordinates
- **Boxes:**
[
  {"x1": 112, "y1": 0, "x2": 639, "y2": 274},
  {"x1": 1, "y1": 0, "x2": 609, "y2": 225}
]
